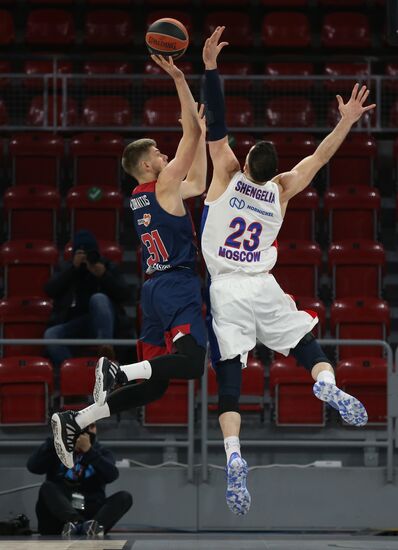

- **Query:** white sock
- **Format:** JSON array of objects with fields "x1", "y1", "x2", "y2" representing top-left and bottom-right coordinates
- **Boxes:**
[
  {"x1": 317, "y1": 370, "x2": 336, "y2": 385},
  {"x1": 76, "y1": 402, "x2": 110, "y2": 429},
  {"x1": 224, "y1": 436, "x2": 241, "y2": 462},
  {"x1": 120, "y1": 360, "x2": 152, "y2": 381}
]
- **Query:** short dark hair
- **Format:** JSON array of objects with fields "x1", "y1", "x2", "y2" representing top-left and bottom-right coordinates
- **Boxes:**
[
  {"x1": 121, "y1": 138, "x2": 156, "y2": 177},
  {"x1": 247, "y1": 141, "x2": 278, "y2": 183}
]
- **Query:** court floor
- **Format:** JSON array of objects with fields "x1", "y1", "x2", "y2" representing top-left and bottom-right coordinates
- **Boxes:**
[{"x1": 2, "y1": 533, "x2": 398, "y2": 550}]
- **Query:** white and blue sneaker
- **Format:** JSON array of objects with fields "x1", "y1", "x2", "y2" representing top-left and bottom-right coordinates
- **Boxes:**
[
  {"x1": 313, "y1": 381, "x2": 368, "y2": 427},
  {"x1": 225, "y1": 452, "x2": 251, "y2": 516}
]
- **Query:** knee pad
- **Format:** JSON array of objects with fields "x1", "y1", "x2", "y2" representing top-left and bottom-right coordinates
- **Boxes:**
[
  {"x1": 218, "y1": 394, "x2": 240, "y2": 416},
  {"x1": 291, "y1": 333, "x2": 333, "y2": 372},
  {"x1": 175, "y1": 334, "x2": 206, "y2": 378},
  {"x1": 215, "y1": 356, "x2": 242, "y2": 415}
]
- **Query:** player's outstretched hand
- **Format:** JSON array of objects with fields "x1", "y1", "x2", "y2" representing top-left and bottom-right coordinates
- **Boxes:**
[
  {"x1": 150, "y1": 54, "x2": 183, "y2": 80},
  {"x1": 197, "y1": 103, "x2": 206, "y2": 134},
  {"x1": 203, "y1": 25, "x2": 229, "y2": 70},
  {"x1": 336, "y1": 83, "x2": 376, "y2": 124}
]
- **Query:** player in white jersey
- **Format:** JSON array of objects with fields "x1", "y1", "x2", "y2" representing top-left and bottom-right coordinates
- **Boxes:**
[{"x1": 201, "y1": 27, "x2": 376, "y2": 516}]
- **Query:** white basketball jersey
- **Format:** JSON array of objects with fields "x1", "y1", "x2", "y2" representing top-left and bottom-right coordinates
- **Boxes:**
[{"x1": 201, "y1": 171, "x2": 283, "y2": 278}]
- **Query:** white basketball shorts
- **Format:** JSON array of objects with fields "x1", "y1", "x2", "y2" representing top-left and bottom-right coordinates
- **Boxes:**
[{"x1": 209, "y1": 272, "x2": 318, "y2": 367}]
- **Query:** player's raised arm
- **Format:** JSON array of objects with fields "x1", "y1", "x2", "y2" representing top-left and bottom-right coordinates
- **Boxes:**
[
  {"x1": 203, "y1": 26, "x2": 240, "y2": 199},
  {"x1": 181, "y1": 104, "x2": 207, "y2": 199},
  {"x1": 150, "y1": 54, "x2": 201, "y2": 190},
  {"x1": 276, "y1": 84, "x2": 376, "y2": 205}
]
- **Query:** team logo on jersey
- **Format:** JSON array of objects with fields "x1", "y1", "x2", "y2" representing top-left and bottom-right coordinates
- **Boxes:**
[
  {"x1": 229, "y1": 197, "x2": 245, "y2": 210},
  {"x1": 138, "y1": 213, "x2": 151, "y2": 227}
]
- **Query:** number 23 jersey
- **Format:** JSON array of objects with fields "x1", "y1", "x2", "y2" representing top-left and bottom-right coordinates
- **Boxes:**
[{"x1": 201, "y1": 171, "x2": 283, "y2": 279}]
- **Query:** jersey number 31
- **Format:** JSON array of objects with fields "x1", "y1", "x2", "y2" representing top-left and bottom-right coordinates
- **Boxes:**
[{"x1": 141, "y1": 230, "x2": 169, "y2": 266}]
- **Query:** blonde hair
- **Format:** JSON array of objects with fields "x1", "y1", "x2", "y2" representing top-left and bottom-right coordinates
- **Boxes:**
[{"x1": 121, "y1": 138, "x2": 156, "y2": 177}]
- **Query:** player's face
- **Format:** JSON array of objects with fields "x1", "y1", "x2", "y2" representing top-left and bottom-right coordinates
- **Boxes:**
[{"x1": 148, "y1": 146, "x2": 168, "y2": 176}]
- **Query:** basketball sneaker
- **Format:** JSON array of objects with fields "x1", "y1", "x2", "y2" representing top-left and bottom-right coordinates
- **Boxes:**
[
  {"x1": 93, "y1": 356, "x2": 125, "y2": 406},
  {"x1": 225, "y1": 452, "x2": 251, "y2": 516},
  {"x1": 61, "y1": 521, "x2": 82, "y2": 538},
  {"x1": 51, "y1": 410, "x2": 81, "y2": 469},
  {"x1": 82, "y1": 519, "x2": 104, "y2": 538},
  {"x1": 313, "y1": 381, "x2": 368, "y2": 427}
]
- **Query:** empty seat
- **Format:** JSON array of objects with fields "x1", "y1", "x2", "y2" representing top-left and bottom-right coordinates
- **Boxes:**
[
  {"x1": 331, "y1": 298, "x2": 390, "y2": 359},
  {"x1": 148, "y1": 11, "x2": 193, "y2": 35},
  {"x1": 143, "y1": 380, "x2": 190, "y2": 426},
  {"x1": 0, "y1": 99, "x2": 8, "y2": 124},
  {"x1": 329, "y1": 239, "x2": 385, "y2": 299},
  {"x1": 204, "y1": 12, "x2": 252, "y2": 47},
  {"x1": 82, "y1": 96, "x2": 132, "y2": 127},
  {"x1": 262, "y1": 12, "x2": 311, "y2": 48},
  {"x1": 385, "y1": 63, "x2": 398, "y2": 92},
  {"x1": 0, "y1": 10, "x2": 14, "y2": 44},
  {"x1": 0, "y1": 356, "x2": 53, "y2": 425},
  {"x1": 336, "y1": 357, "x2": 387, "y2": 424},
  {"x1": 0, "y1": 297, "x2": 52, "y2": 357},
  {"x1": 26, "y1": 9, "x2": 75, "y2": 45},
  {"x1": 0, "y1": 240, "x2": 58, "y2": 297},
  {"x1": 23, "y1": 58, "x2": 72, "y2": 90},
  {"x1": 321, "y1": 12, "x2": 371, "y2": 49},
  {"x1": 270, "y1": 356, "x2": 324, "y2": 426},
  {"x1": 143, "y1": 97, "x2": 181, "y2": 127},
  {"x1": 226, "y1": 97, "x2": 253, "y2": 127},
  {"x1": 84, "y1": 10, "x2": 133, "y2": 45},
  {"x1": 70, "y1": 132, "x2": 124, "y2": 186},
  {"x1": 219, "y1": 62, "x2": 253, "y2": 92},
  {"x1": 9, "y1": 133, "x2": 64, "y2": 186},
  {"x1": 143, "y1": 59, "x2": 193, "y2": 92},
  {"x1": 278, "y1": 189, "x2": 318, "y2": 241},
  {"x1": 327, "y1": 133, "x2": 376, "y2": 186},
  {"x1": 3, "y1": 185, "x2": 60, "y2": 241},
  {"x1": 64, "y1": 240, "x2": 122, "y2": 263},
  {"x1": 294, "y1": 296, "x2": 326, "y2": 337},
  {"x1": 66, "y1": 185, "x2": 123, "y2": 240},
  {"x1": 327, "y1": 97, "x2": 375, "y2": 128},
  {"x1": 83, "y1": 60, "x2": 133, "y2": 91},
  {"x1": 149, "y1": 131, "x2": 182, "y2": 159},
  {"x1": 272, "y1": 241, "x2": 322, "y2": 297},
  {"x1": 324, "y1": 62, "x2": 370, "y2": 93},
  {"x1": 27, "y1": 95, "x2": 78, "y2": 127},
  {"x1": 228, "y1": 133, "x2": 256, "y2": 165},
  {"x1": 324, "y1": 186, "x2": 380, "y2": 241},
  {"x1": 60, "y1": 357, "x2": 96, "y2": 410},
  {"x1": 0, "y1": 60, "x2": 10, "y2": 88},
  {"x1": 265, "y1": 98, "x2": 315, "y2": 127},
  {"x1": 264, "y1": 133, "x2": 316, "y2": 172},
  {"x1": 264, "y1": 62, "x2": 314, "y2": 92}
]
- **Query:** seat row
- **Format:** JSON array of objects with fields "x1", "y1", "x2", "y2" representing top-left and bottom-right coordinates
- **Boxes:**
[{"x1": 0, "y1": 355, "x2": 388, "y2": 427}]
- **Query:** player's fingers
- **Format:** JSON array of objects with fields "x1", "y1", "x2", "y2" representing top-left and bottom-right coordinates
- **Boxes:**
[
  {"x1": 357, "y1": 85, "x2": 367, "y2": 102},
  {"x1": 198, "y1": 104, "x2": 205, "y2": 118},
  {"x1": 218, "y1": 41, "x2": 229, "y2": 51},
  {"x1": 363, "y1": 103, "x2": 376, "y2": 112},
  {"x1": 336, "y1": 94, "x2": 344, "y2": 107},
  {"x1": 359, "y1": 89, "x2": 370, "y2": 105},
  {"x1": 351, "y1": 83, "x2": 359, "y2": 99}
]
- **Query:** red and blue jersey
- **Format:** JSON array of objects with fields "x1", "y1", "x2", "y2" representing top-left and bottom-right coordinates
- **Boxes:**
[{"x1": 131, "y1": 180, "x2": 198, "y2": 275}]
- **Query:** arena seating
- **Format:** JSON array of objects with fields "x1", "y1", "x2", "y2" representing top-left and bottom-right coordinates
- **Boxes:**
[
  {"x1": 0, "y1": 10, "x2": 15, "y2": 44},
  {"x1": 293, "y1": 296, "x2": 326, "y2": 338},
  {"x1": 148, "y1": 11, "x2": 193, "y2": 35},
  {"x1": 262, "y1": 12, "x2": 311, "y2": 48},
  {"x1": 204, "y1": 12, "x2": 253, "y2": 48},
  {"x1": 228, "y1": 133, "x2": 256, "y2": 165},
  {"x1": 0, "y1": 356, "x2": 53, "y2": 425},
  {"x1": 27, "y1": 95, "x2": 78, "y2": 126},
  {"x1": 278, "y1": 188, "x2": 319, "y2": 241},
  {"x1": 262, "y1": 0, "x2": 307, "y2": 5},
  {"x1": 63, "y1": 240, "x2": 123, "y2": 263},
  {"x1": 60, "y1": 358, "x2": 96, "y2": 411},
  {"x1": 265, "y1": 98, "x2": 316, "y2": 127},
  {"x1": 225, "y1": 97, "x2": 254, "y2": 127},
  {"x1": 143, "y1": 60, "x2": 193, "y2": 92},
  {"x1": 143, "y1": 380, "x2": 190, "y2": 426},
  {"x1": 264, "y1": 133, "x2": 316, "y2": 173},
  {"x1": 323, "y1": 62, "x2": 370, "y2": 92},
  {"x1": 143, "y1": 97, "x2": 181, "y2": 127},
  {"x1": 327, "y1": 133, "x2": 377, "y2": 187},
  {"x1": 219, "y1": 62, "x2": 253, "y2": 92},
  {"x1": 23, "y1": 59, "x2": 72, "y2": 90},
  {"x1": 321, "y1": 12, "x2": 371, "y2": 49},
  {"x1": 83, "y1": 60, "x2": 133, "y2": 91},
  {"x1": 0, "y1": 61, "x2": 10, "y2": 88},
  {"x1": 0, "y1": 100, "x2": 8, "y2": 125},
  {"x1": 84, "y1": 10, "x2": 134, "y2": 46},
  {"x1": 264, "y1": 62, "x2": 314, "y2": 92},
  {"x1": 149, "y1": 132, "x2": 182, "y2": 159},
  {"x1": 25, "y1": 9, "x2": 75, "y2": 45},
  {"x1": 82, "y1": 96, "x2": 132, "y2": 126}
]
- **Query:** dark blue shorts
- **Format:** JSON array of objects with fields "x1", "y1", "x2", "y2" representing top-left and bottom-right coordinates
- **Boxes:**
[{"x1": 140, "y1": 269, "x2": 207, "y2": 355}]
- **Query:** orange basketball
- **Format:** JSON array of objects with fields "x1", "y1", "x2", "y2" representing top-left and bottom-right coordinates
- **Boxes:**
[{"x1": 145, "y1": 18, "x2": 189, "y2": 60}]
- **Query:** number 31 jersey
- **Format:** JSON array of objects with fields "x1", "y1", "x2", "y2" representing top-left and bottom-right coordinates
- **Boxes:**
[{"x1": 201, "y1": 171, "x2": 283, "y2": 279}]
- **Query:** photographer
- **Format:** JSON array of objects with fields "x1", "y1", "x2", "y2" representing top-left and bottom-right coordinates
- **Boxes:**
[
  {"x1": 27, "y1": 423, "x2": 133, "y2": 537},
  {"x1": 44, "y1": 229, "x2": 130, "y2": 368}
]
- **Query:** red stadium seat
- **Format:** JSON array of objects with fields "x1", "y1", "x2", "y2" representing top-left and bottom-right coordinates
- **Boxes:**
[
  {"x1": 3, "y1": 185, "x2": 60, "y2": 241},
  {"x1": 66, "y1": 185, "x2": 123, "y2": 240},
  {"x1": 149, "y1": 131, "x2": 182, "y2": 159},
  {"x1": 265, "y1": 98, "x2": 316, "y2": 127},
  {"x1": 327, "y1": 97, "x2": 375, "y2": 128},
  {"x1": 0, "y1": 10, "x2": 14, "y2": 44},
  {"x1": 0, "y1": 60, "x2": 10, "y2": 88},
  {"x1": 26, "y1": 9, "x2": 75, "y2": 45},
  {"x1": 82, "y1": 96, "x2": 132, "y2": 127},
  {"x1": 336, "y1": 357, "x2": 387, "y2": 425},
  {"x1": 204, "y1": 0, "x2": 250, "y2": 5},
  {"x1": 144, "y1": 380, "x2": 190, "y2": 425},
  {"x1": 0, "y1": 297, "x2": 52, "y2": 357},
  {"x1": 83, "y1": 60, "x2": 133, "y2": 91},
  {"x1": 0, "y1": 357, "x2": 53, "y2": 425},
  {"x1": 385, "y1": 63, "x2": 398, "y2": 92},
  {"x1": 219, "y1": 62, "x2": 253, "y2": 92},
  {"x1": 84, "y1": 10, "x2": 133, "y2": 45},
  {"x1": 329, "y1": 240, "x2": 385, "y2": 299},
  {"x1": 272, "y1": 241, "x2": 322, "y2": 297},
  {"x1": 262, "y1": 12, "x2": 311, "y2": 48},
  {"x1": 324, "y1": 186, "x2": 380, "y2": 241},
  {"x1": 0, "y1": 99, "x2": 8, "y2": 125},
  {"x1": 204, "y1": 12, "x2": 253, "y2": 48},
  {"x1": 87, "y1": 0, "x2": 132, "y2": 4},
  {"x1": 264, "y1": 133, "x2": 316, "y2": 173},
  {"x1": 146, "y1": 0, "x2": 191, "y2": 4},
  {"x1": 264, "y1": 63, "x2": 314, "y2": 92},
  {"x1": 29, "y1": 0, "x2": 74, "y2": 3},
  {"x1": 270, "y1": 357, "x2": 324, "y2": 426},
  {"x1": 327, "y1": 133, "x2": 376, "y2": 187},
  {"x1": 321, "y1": 12, "x2": 371, "y2": 49},
  {"x1": 70, "y1": 132, "x2": 124, "y2": 186},
  {"x1": 226, "y1": 97, "x2": 253, "y2": 127},
  {"x1": 294, "y1": 296, "x2": 326, "y2": 338},
  {"x1": 60, "y1": 358, "x2": 96, "y2": 410},
  {"x1": 278, "y1": 189, "x2": 318, "y2": 241},
  {"x1": 0, "y1": 240, "x2": 58, "y2": 298},
  {"x1": 228, "y1": 133, "x2": 256, "y2": 166},
  {"x1": 64, "y1": 240, "x2": 123, "y2": 263},
  {"x1": 147, "y1": 11, "x2": 193, "y2": 36},
  {"x1": 319, "y1": 0, "x2": 365, "y2": 5},
  {"x1": 143, "y1": 60, "x2": 193, "y2": 92},
  {"x1": 23, "y1": 59, "x2": 72, "y2": 90},
  {"x1": 9, "y1": 133, "x2": 64, "y2": 186},
  {"x1": 324, "y1": 62, "x2": 370, "y2": 92},
  {"x1": 143, "y1": 97, "x2": 181, "y2": 127},
  {"x1": 331, "y1": 298, "x2": 390, "y2": 360},
  {"x1": 388, "y1": 100, "x2": 398, "y2": 128},
  {"x1": 27, "y1": 95, "x2": 78, "y2": 127},
  {"x1": 262, "y1": 0, "x2": 307, "y2": 5}
]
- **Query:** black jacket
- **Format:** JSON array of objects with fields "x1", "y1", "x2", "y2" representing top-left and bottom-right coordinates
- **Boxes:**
[
  {"x1": 27, "y1": 437, "x2": 119, "y2": 506},
  {"x1": 44, "y1": 257, "x2": 130, "y2": 328}
]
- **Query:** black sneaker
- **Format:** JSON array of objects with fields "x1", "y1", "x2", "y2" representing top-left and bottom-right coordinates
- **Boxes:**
[
  {"x1": 82, "y1": 519, "x2": 104, "y2": 538},
  {"x1": 51, "y1": 410, "x2": 81, "y2": 469},
  {"x1": 61, "y1": 521, "x2": 82, "y2": 538},
  {"x1": 93, "y1": 356, "x2": 124, "y2": 406}
]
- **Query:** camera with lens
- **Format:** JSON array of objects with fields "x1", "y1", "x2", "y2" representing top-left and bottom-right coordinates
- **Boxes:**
[{"x1": 86, "y1": 249, "x2": 101, "y2": 264}]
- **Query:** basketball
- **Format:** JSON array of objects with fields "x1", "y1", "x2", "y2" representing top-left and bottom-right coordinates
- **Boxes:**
[{"x1": 145, "y1": 18, "x2": 189, "y2": 60}]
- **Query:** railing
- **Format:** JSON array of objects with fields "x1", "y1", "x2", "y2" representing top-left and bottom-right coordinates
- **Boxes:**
[{"x1": 0, "y1": 74, "x2": 397, "y2": 132}]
